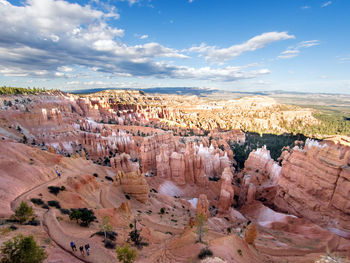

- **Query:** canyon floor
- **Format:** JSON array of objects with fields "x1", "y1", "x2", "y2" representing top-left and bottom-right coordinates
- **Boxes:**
[{"x1": 0, "y1": 89, "x2": 349, "y2": 263}]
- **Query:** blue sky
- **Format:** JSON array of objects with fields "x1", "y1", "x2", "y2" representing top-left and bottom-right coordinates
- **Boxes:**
[{"x1": 0, "y1": 0, "x2": 349, "y2": 93}]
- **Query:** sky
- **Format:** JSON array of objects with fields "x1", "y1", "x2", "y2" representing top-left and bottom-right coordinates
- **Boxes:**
[{"x1": 0, "y1": 0, "x2": 350, "y2": 94}]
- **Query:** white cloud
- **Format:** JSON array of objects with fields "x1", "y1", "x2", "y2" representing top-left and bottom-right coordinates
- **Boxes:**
[
  {"x1": 0, "y1": 0, "x2": 188, "y2": 77},
  {"x1": 187, "y1": 43, "x2": 210, "y2": 53},
  {"x1": 340, "y1": 56, "x2": 350, "y2": 62},
  {"x1": 297, "y1": 40, "x2": 320, "y2": 48},
  {"x1": 189, "y1": 32, "x2": 295, "y2": 63},
  {"x1": 189, "y1": 0, "x2": 194, "y2": 3},
  {"x1": 0, "y1": 67, "x2": 28, "y2": 77},
  {"x1": 67, "y1": 81, "x2": 79, "y2": 85},
  {"x1": 301, "y1": 5, "x2": 310, "y2": 10},
  {"x1": 55, "y1": 72, "x2": 65, "y2": 77},
  {"x1": 278, "y1": 49, "x2": 300, "y2": 59},
  {"x1": 140, "y1": 34, "x2": 148, "y2": 39},
  {"x1": 171, "y1": 65, "x2": 270, "y2": 82},
  {"x1": 321, "y1": 1, "x2": 332, "y2": 7},
  {"x1": 278, "y1": 40, "x2": 320, "y2": 59},
  {"x1": 84, "y1": 81, "x2": 107, "y2": 85},
  {"x1": 0, "y1": 0, "x2": 271, "y2": 84},
  {"x1": 58, "y1": 66, "x2": 73, "y2": 72},
  {"x1": 121, "y1": 0, "x2": 139, "y2": 5}
]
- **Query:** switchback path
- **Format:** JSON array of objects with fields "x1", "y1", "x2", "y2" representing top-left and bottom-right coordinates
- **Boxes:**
[{"x1": 10, "y1": 173, "x2": 118, "y2": 263}]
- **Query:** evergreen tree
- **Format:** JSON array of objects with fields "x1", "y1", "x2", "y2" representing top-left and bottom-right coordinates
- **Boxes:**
[
  {"x1": 116, "y1": 244, "x2": 137, "y2": 263},
  {"x1": 15, "y1": 201, "x2": 33, "y2": 224},
  {"x1": 0, "y1": 235, "x2": 47, "y2": 263}
]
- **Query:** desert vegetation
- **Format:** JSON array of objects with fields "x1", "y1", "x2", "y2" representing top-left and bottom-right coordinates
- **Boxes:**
[
  {"x1": 0, "y1": 86, "x2": 47, "y2": 95},
  {"x1": 0, "y1": 234, "x2": 47, "y2": 263}
]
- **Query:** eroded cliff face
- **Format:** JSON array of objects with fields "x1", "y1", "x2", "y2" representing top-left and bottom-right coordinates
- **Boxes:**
[
  {"x1": 238, "y1": 146, "x2": 281, "y2": 207},
  {"x1": 274, "y1": 139, "x2": 350, "y2": 237},
  {"x1": 116, "y1": 170, "x2": 149, "y2": 203},
  {"x1": 155, "y1": 142, "x2": 231, "y2": 187}
]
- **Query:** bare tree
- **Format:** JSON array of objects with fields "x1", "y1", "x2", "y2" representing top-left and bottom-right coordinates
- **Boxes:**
[
  {"x1": 196, "y1": 213, "x2": 208, "y2": 243},
  {"x1": 99, "y1": 216, "x2": 113, "y2": 244}
]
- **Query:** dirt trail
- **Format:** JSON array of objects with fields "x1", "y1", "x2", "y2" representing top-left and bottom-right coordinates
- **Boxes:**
[
  {"x1": 11, "y1": 176, "x2": 60, "y2": 211},
  {"x1": 10, "y1": 171, "x2": 118, "y2": 263},
  {"x1": 43, "y1": 209, "x2": 116, "y2": 263}
]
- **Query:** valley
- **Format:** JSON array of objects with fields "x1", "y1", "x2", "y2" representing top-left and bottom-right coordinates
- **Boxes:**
[{"x1": 0, "y1": 88, "x2": 349, "y2": 263}]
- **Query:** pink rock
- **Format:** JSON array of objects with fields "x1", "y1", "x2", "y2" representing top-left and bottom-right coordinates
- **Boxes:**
[
  {"x1": 197, "y1": 194, "x2": 210, "y2": 219},
  {"x1": 218, "y1": 167, "x2": 234, "y2": 213}
]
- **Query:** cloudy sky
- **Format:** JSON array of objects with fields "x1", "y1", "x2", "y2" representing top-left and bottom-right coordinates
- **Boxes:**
[{"x1": 0, "y1": 0, "x2": 349, "y2": 93}]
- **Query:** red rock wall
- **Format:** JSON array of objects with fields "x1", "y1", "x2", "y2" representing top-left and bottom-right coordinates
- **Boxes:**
[{"x1": 274, "y1": 139, "x2": 350, "y2": 237}]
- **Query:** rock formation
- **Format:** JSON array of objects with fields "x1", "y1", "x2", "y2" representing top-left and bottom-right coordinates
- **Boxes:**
[
  {"x1": 155, "y1": 142, "x2": 231, "y2": 187},
  {"x1": 238, "y1": 146, "x2": 282, "y2": 206},
  {"x1": 244, "y1": 223, "x2": 258, "y2": 245},
  {"x1": 274, "y1": 139, "x2": 350, "y2": 237},
  {"x1": 243, "y1": 146, "x2": 281, "y2": 186},
  {"x1": 218, "y1": 167, "x2": 234, "y2": 213},
  {"x1": 110, "y1": 153, "x2": 138, "y2": 173},
  {"x1": 116, "y1": 171, "x2": 149, "y2": 203},
  {"x1": 197, "y1": 194, "x2": 210, "y2": 219}
]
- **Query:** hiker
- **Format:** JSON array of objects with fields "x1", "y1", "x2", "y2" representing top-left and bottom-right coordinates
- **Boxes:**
[
  {"x1": 70, "y1": 241, "x2": 77, "y2": 251},
  {"x1": 55, "y1": 169, "x2": 61, "y2": 178},
  {"x1": 79, "y1": 245, "x2": 85, "y2": 256},
  {"x1": 85, "y1": 243, "x2": 90, "y2": 256}
]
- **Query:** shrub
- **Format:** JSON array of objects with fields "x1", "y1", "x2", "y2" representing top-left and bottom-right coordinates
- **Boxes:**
[
  {"x1": 59, "y1": 208, "x2": 70, "y2": 215},
  {"x1": 198, "y1": 248, "x2": 213, "y2": 259},
  {"x1": 116, "y1": 244, "x2": 137, "y2": 263},
  {"x1": 105, "y1": 176, "x2": 113, "y2": 182},
  {"x1": 9, "y1": 225, "x2": 17, "y2": 231},
  {"x1": 0, "y1": 234, "x2": 47, "y2": 263},
  {"x1": 237, "y1": 249, "x2": 243, "y2": 256},
  {"x1": 104, "y1": 239, "x2": 116, "y2": 249},
  {"x1": 0, "y1": 227, "x2": 11, "y2": 235},
  {"x1": 15, "y1": 202, "x2": 34, "y2": 224},
  {"x1": 93, "y1": 173, "x2": 98, "y2": 177},
  {"x1": 47, "y1": 186, "x2": 61, "y2": 196},
  {"x1": 125, "y1": 194, "x2": 131, "y2": 200},
  {"x1": 30, "y1": 198, "x2": 44, "y2": 206},
  {"x1": 69, "y1": 208, "x2": 96, "y2": 227},
  {"x1": 160, "y1": 208, "x2": 165, "y2": 214},
  {"x1": 25, "y1": 219, "x2": 40, "y2": 226},
  {"x1": 47, "y1": 201, "x2": 61, "y2": 209},
  {"x1": 41, "y1": 204, "x2": 49, "y2": 209}
]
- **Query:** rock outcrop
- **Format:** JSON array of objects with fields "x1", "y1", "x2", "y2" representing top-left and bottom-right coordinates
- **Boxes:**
[
  {"x1": 243, "y1": 146, "x2": 281, "y2": 186},
  {"x1": 110, "y1": 153, "x2": 139, "y2": 173},
  {"x1": 274, "y1": 139, "x2": 350, "y2": 238},
  {"x1": 238, "y1": 146, "x2": 282, "y2": 206},
  {"x1": 116, "y1": 171, "x2": 149, "y2": 203},
  {"x1": 156, "y1": 143, "x2": 231, "y2": 187},
  {"x1": 218, "y1": 167, "x2": 234, "y2": 213},
  {"x1": 139, "y1": 132, "x2": 175, "y2": 174},
  {"x1": 197, "y1": 194, "x2": 210, "y2": 219}
]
